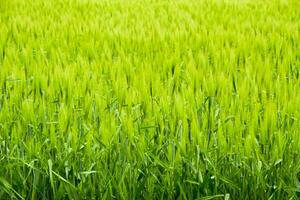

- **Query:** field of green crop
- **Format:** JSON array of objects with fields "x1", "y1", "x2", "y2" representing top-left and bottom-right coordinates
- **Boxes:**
[{"x1": 0, "y1": 0, "x2": 299, "y2": 199}]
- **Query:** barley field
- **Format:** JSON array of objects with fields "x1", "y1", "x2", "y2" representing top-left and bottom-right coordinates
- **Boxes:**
[{"x1": 0, "y1": 0, "x2": 299, "y2": 199}]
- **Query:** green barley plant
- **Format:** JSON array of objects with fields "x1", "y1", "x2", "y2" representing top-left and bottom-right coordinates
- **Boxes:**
[{"x1": 0, "y1": 0, "x2": 299, "y2": 199}]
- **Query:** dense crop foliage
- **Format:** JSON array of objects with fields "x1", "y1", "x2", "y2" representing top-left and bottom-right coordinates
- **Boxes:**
[{"x1": 0, "y1": 0, "x2": 299, "y2": 199}]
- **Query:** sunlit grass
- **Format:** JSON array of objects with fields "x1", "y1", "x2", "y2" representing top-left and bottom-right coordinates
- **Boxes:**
[{"x1": 0, "y1": 0, "x2": 299, "y2": 199}]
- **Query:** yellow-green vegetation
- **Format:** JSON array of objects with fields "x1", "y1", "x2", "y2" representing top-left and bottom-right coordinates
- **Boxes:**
[{"x1": 0, "y1": 0, "x2": 299, "y2": 199}]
